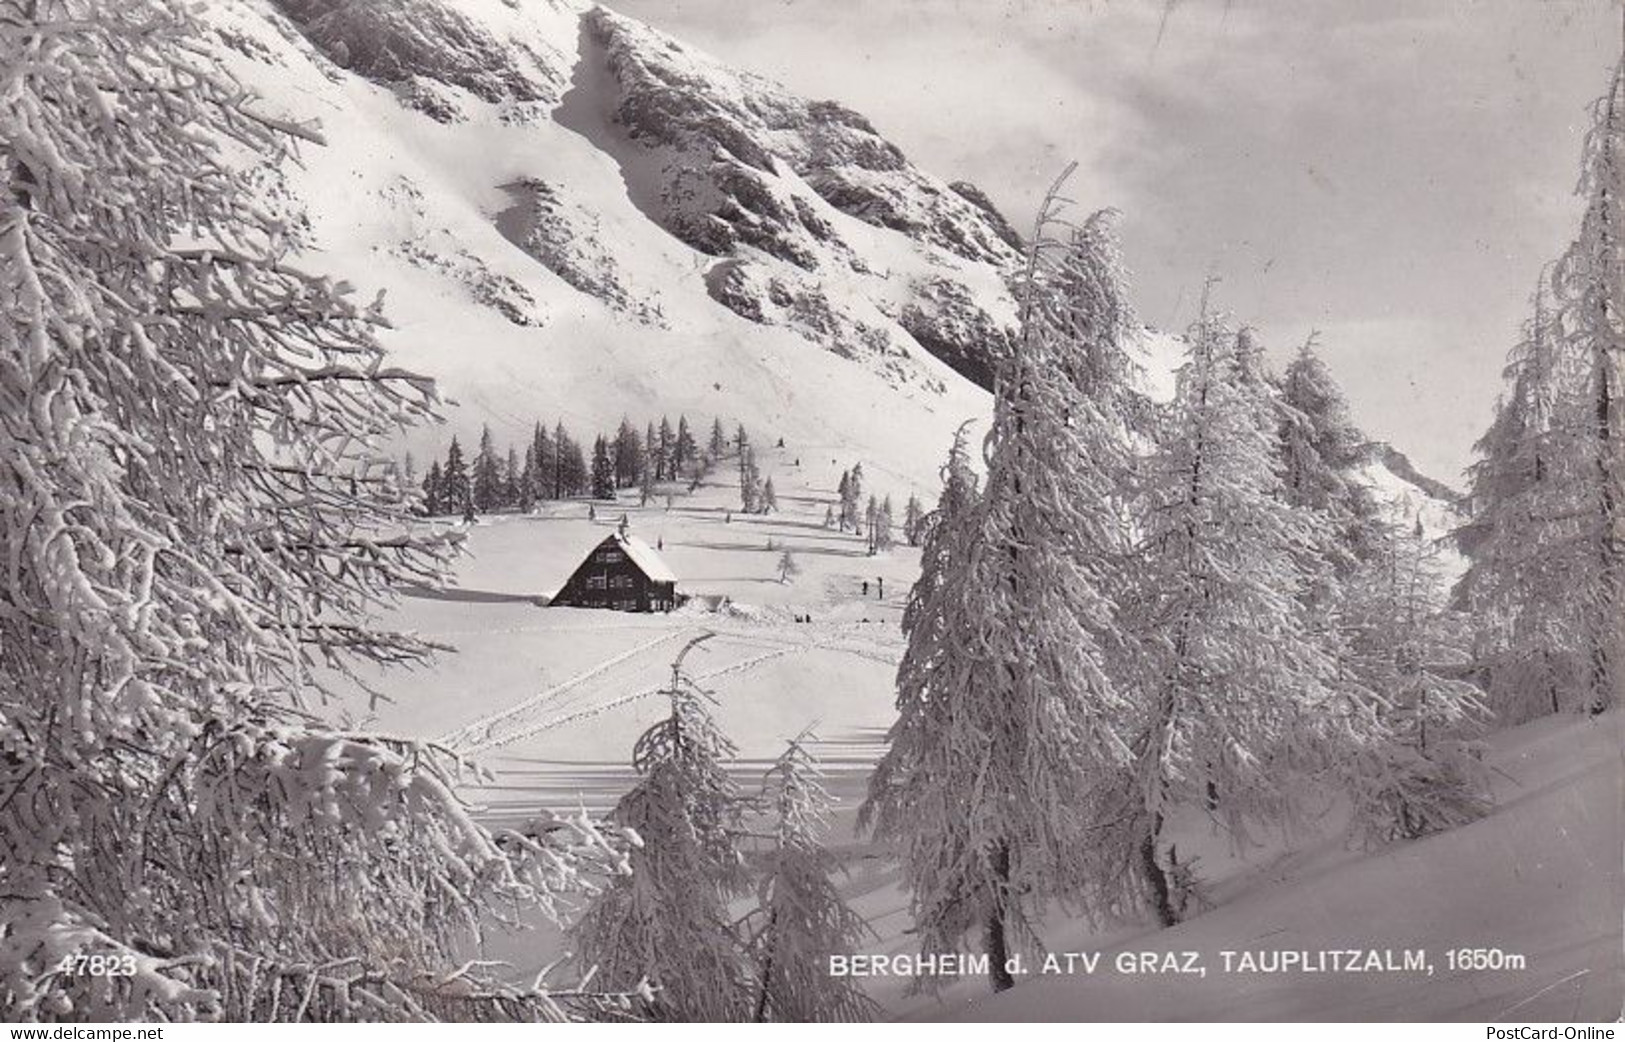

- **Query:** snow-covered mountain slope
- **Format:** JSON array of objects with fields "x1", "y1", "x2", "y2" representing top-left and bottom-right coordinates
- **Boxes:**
[
  {"x1": 1354, "y1": 443, "x2": 1468, "y2": 576},
  {"x1": 202, "y1": 0, "x2": 1018, "y2": 494},
  {"x1": 204, "y1": 0, "x2": 1460, "y2": 524}
]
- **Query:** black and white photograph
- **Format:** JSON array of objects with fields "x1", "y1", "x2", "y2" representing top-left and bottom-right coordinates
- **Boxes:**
[{"x1": 1, "y1": 0, "x2": 1621, "y2": 1027}]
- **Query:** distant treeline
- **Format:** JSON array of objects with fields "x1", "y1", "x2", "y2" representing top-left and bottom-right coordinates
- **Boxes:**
[{"x1": 413, "y1": 415, "x2": 755, "y2": 517}]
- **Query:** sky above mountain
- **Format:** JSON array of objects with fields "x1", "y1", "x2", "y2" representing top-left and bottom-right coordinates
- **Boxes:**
[{"x1": 607, "y1": 0, "x2": 1621, "y2": 483}]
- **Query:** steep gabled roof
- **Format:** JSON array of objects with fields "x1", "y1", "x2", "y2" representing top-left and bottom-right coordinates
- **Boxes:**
[{"x1": 611, "y1": 533, "x2": 677, "y2": 583}]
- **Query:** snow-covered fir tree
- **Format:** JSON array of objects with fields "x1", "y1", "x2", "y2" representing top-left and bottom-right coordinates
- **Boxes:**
[
  {"x1": 762, "y1": 476, "x2": 778, "y2": 512},
  {"x1": 442, "y1": 436, "x2": 472, "y2": 518},
  {"x1": 675, "y1": 415, "x2": 698, "y2": 477},
  {"x1": 862, "y1": 197, "x2": 1148, "y2": 990},
  {"x1": 639, "y1": 460, "x2": 657, "y2": 506},
  {"x1": 472, "y1": 424, "x2": 503, "y2": 511},
  {"x1": 1341, "y1": 525, "x2": 1492, "y2": 844},
  {"x1": 653, "y1": 417, "x2": 672, "y2": 478},
  {"x1": 558, "y1": 423, "x2": 588, "y2": 498},
  {"x1": 1121, "y1": 301, "x2": 1343, "y2": 925},
  {"x1": 571, "y1": 637, "x2": 755, "y2": 1021},
  {"x1": 528, "y1": 421, "x2": 554, "y2": 504},
  {"x1": 613, "y1": 417, "x2": 643, "y2": 490},
  {"x1": 1459, "y1": 53, "x2": 1624, "y2": 720},
  {"x1": 872, "y1": 496, "x2": 895, "y2": 552},
  {"x1": 737, "y1": 446, "x2": 762, "y2": 512},
  {"x1": 747, "y1": 738, "x2": 877, "y2": 1022},
  {"x1": 506, "y1": 446, "x2": 525, "y2": 510},
  {"x1": 421, "y1": 460, "x2": 446, "y2": 516},
  {"x1": 902, "y1": 494, "x2": 926, "y2": 547},
  {"x1": 1548, "y1": 52, "x2": 1623, "y2": 716},
  {"x1": 842, "y1": 466, "x2": 864, "y2": 532},
  {"x1": 551, "y1": 422, "x2": 571, "y2": 498},
  {"x1": 0, "y1": 0, "x2": 630, "y2": 1020},
  {"x1": 777, "y1": 548, "x2": 800, "y2": 584},
  {"x1": 1455, "y1": 276, "x2": 1592, "y2": 720},
  {"x1": 591, "y1": 435, "x2": 616, "y2": 500},
  {"x1": 1279, "y1": 334, "x2": 1386, "y2": 579}
]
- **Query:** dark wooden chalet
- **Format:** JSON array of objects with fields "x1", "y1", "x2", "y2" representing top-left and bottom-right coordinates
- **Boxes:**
[{"x1": 551, "y1": 533, "x2": 678, "y2": 612}]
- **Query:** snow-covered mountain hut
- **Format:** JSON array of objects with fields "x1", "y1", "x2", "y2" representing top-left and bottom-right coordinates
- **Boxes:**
[{"x1": 551, "y1": 533, "x2": 679, "y2": 612}]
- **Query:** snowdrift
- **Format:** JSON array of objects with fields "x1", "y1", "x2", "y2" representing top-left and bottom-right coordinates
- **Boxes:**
[{"x1": 952, "y1": 710, "x2": 1623, "y2": 1022}]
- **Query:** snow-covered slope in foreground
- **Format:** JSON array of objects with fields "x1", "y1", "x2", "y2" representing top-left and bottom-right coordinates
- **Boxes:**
[{"x1": 954, "y1": 710, "x2": 1624, "y2": 1022}]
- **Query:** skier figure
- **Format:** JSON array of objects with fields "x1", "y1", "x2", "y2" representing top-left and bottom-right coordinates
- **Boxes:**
[
  {"x1": 861, "y1": 580, "x2": 869, "y2": 597},
  {"x1": 876, "y1": 576, "x2": 884, "y2": 599}
]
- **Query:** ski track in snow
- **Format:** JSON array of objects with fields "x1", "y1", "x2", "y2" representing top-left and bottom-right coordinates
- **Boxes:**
[
  {"x1": 458, "y1": 628, "x2": 852, "y2": 755},
  {"x1": 439, "y1": 628, "x2": 690, "y2": 749}
]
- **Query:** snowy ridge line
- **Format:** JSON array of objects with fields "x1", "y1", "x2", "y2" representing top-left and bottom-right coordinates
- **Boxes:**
[
  {"x1": 459, "y1": 634, "x2": 843, "y2": 755},
  {"x1": 438, "y1": 629, "x2": 691, "y2": 749}
]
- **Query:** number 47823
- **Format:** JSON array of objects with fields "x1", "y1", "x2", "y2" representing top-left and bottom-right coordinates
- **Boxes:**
[{"x1": 58, "y1": 953, "x2": 137, "y2": 977}]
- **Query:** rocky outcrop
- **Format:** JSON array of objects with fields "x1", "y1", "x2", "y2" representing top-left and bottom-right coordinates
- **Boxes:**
[
  {"x1": 1367, "y1": 442, "x2": 1466, "y2": 506},
  {"x1": 496, "y1": 178, "x2": 665, "y2": 325},
  {"x1": 573, "y1": 6, "x2": 1020, "y2": 384},
  {"x1": 271, "y1": 0, "x2": 571, "y2": 119},
  {"x1": 585, "y1": 7, "x2": 1020, "y2": 269}
]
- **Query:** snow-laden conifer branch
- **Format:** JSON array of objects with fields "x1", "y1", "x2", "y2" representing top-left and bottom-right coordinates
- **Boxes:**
[{"x1": 0, "y1": 0, "x2": 631, "y2": 1020}]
